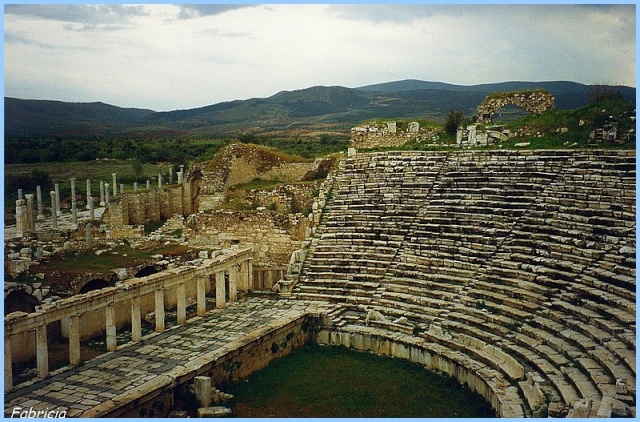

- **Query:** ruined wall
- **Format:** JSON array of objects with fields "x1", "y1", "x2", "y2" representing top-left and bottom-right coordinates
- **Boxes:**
[
  {"x1": 102, "y1": 184, "x2": 192, "y2": 227},
  {"x1": 184, "y1": 211, "x2": 310, "y2": 266},
  {"x1": 190, "y1": 143, "x2": 334, "y2": 212},
  {"x1": 477, "y1": 90, "x2": 554, "y2": 123},
  {"x1": 351, "y1": 129, "x2": 442, "y2": 149},
  {"x1": 244, "y1": 181, "x2": 320, "y2": 214}
]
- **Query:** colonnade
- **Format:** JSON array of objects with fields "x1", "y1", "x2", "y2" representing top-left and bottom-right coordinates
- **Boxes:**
[
  {"x1": 4, "y1": 249, "x2": 252, "y2": 392},
  {"x1": 14, "y1": 168, "x2": 187, "y2": 237}
]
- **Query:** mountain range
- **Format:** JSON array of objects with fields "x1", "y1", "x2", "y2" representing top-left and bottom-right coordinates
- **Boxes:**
[{"x1": 5, "y1": 80, "x2": 635, "y2": 139}]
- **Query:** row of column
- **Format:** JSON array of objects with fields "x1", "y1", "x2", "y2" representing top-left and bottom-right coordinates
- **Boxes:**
[
  {"x1": 15, "y1": 169, "x2": 188, "y2": 235},
  {"x1": 4, "y1": 259, "x2": 252, "y2": 391}
]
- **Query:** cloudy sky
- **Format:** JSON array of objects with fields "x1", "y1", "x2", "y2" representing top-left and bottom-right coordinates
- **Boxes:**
[{"x1": 4, "y1": 3, "x2": 636, "y2": 111}]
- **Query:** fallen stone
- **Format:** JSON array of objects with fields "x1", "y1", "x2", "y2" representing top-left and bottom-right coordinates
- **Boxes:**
[
  {"x1": 169, "y1": 411, "x2": 189, "y2": 418},
  {"x1": 197, "y1": 406, "x2": 232, "y2": 418}
]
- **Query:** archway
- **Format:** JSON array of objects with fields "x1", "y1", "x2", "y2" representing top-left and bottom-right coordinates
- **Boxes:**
[
  {"x1": 4, "y1": 290, "x2": 40, "y2": 315},
  {"x1": 477, "y1": 90, "x2": 554, "y2": 123},
  {"x1": 78, "y1": 279, "x2": 114, "y2": 294},
  {"x1": 490, "y1": 104, "x2": 532, "y2": 123},
  {"x1": 135, "y1": 266, "x2": 159, "y2": 278}
]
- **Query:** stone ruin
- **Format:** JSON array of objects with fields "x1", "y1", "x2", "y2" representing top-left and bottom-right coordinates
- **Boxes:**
[
  {"x1": 456, "y1": 124, "x2": 511, "y2": 148},
  {"x1": 5, "y1": 143, "x2": 338, "y2": 306},
  {"x1": 477, "y1": 90, "x2": 555, "y2": 123},
  {"x1": 4, "y1": 147, "x2": 636, "y2": 418},
  {"x1": 350, "y1": 121, "x2": 442, "y2": 149}
]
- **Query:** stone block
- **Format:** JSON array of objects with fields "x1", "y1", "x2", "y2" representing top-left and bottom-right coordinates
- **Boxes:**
[{"x1": 196, "y1": 406, "x2": 232, "y2": 418}]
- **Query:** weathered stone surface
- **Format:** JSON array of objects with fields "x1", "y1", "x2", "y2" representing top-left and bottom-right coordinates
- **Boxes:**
[
  {"x1": 477, "y1": 90, "x2": 554, "y2": 123},
  {"x1": 197, "y1": 406, "x2": 232, "y2": 418}
]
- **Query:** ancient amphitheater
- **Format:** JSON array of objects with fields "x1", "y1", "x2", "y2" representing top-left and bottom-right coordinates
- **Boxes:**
[
  {"x1": 293, "y1": 149, "x2": 636, "y2": 417},
  {"x1": 5, "y1": 148, "x2": 636, "y2": 418}
]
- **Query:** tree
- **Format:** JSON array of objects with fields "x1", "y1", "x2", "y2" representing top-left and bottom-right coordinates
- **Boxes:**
[
  {"x1": 444, "y1": 110, "x2": 464, "y2": 135},
  {"x1": 132, "y1": 160, "x2": 144, "y2": 179},
  {"x1": 588, "y1": 84, "x2": 623, "y2": 104}
]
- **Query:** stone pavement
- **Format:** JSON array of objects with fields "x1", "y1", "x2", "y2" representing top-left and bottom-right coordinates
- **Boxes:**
[{"x1": 4, "y1": 297, "x2": 331, "y2": 418}]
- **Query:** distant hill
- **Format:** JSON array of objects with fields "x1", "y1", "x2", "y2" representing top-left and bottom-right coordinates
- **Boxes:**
[
  {"x1": 4, "y1": 97, "x2": 154, "y2": 138},
  {"x1": 5, "y1": 80, "x2": 635, "y2": 139}
]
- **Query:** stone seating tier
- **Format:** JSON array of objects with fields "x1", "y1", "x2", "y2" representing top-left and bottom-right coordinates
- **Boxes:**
[{"x1": 295, "y1": 150, "x2": 635, "y2": 417}]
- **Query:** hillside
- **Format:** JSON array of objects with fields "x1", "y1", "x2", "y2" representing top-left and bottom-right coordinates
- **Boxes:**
[
  {"x1": 4, "y1": 97, "x2": 154, "y2": 138},
  {"x1": 4, "y1": 80, "x2": 635, "y2": 139}
]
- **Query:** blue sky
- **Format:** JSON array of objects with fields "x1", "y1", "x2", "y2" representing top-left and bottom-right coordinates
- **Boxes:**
[{"x1": 4, "y1": 4, "x2": 636, "y2": 111}]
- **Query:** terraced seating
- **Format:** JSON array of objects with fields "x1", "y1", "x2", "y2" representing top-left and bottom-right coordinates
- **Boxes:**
[{"x1": 294, "y1": 150, "x2": 635, "y2": 417}]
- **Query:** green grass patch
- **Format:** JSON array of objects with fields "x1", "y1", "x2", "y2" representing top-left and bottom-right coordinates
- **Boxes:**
[
  {"x1": 216, "y1": 198, "x2": 257, "y2": 211},
  {"x1": 230, "y1": 178, "x2": 285, "y2": 191},
  {"x1": 49, "y1": 247, "x2": 155, "y2": 271},
  {"x1": 225, "y1": 344, "x2": 496, "y2": 418}
]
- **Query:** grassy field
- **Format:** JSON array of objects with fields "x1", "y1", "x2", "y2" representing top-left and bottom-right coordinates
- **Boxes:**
[
  {"x1": 6, "y1": 159, "x2": 169, "y2": 187},
  {"x1": 223, "y1": 344, "x2": 496, "y2": 418},
  {"x1": 4, "y1": 159, "x2": 171, "y2": 219}
]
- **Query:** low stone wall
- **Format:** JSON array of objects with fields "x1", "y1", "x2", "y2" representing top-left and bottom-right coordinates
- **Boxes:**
[
  {"x1": 318, "y1": 327, "x2": 524, "y2": 418},
  {"x1": 351, "y1": 130, "x2": 441, "y2": 150}
]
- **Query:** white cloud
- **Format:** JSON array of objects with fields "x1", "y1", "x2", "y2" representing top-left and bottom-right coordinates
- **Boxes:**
[{"x1": 4, "y1": 4, "x2": 635, "y2": 111}]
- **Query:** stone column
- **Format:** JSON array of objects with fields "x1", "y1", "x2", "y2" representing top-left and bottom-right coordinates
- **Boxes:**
[
  {"x1": 15, "y1": 199, "x2": 27, "y2": 237},
  {"x1": 89, "y1": 196, "x2": 95, "y2": 220},
  {"x1": 215, "y1": 271, "x2": 226, "y2": 309},
  {"x1": 100, "y1": 181, "x2": 106, "y2": 206},
  {"x1": 155, "y1": 287, "x2": 165, "y2": 333},
  {"x1": 70, "y1": 178, "x2": 77, "y2": 225},
  {"x1": 50, "y1": 192, "x2": 58, "y2": 229},
  {"x1": 105, "y1": 183, "x2": 110, "y2": 204},
  {"x1": 197, "y1": 275, "x2": 207, "y2": 317},
  {"x1": 228, "y1": 264, "x2": 238, "y2": 302},
  {"x1": 177, "y1": 172, "x2": 184, "y2": 184},
  {"x1": 247, "y1": 259, "x2": 254, "y2": 291},
  {"x1": 112, "y1": 173, "x2": 117, "y2": 196},
  {"x1": 5, "y1": 334, "x2": 12, "y2": 392},
  {"x1": 180, "y1": 165, "x2": 185, "y2": 178},
  {"x1": 194, "y1": 376, "x2": 212, "y2": 407},
  {"x1": 106, "y1": 303, "x2": 117, "y2": 352},
  {"x1": 131, "y1": 295, "x2": 142, "y2": 342},
  {"x1": 236, "y1": 261, "x2": 246, "y2": 291},
  {"x1": 169, "y1": 167, "x2": 174, "y2": 184},
  {"x1": 69, "y1": 315, "x2": 81, "y2": 366},
  {"x1": 25, "y1": 194, "x2": 35, "y2": 232},
  {"x1": 36, "y1": 186, "x2": 44, "y2": 220},
  {"x1": 54, "y1": 183, "x2": 61, "y2": 216},
  {"x1": 146, "y1": 180, "x2": 150, "y2": 190},
  {"x1": 86, "y1": 179, "x2": 92, "y2": 209},
  {"x1": 36, "y1": 325, "x2": 49, "y2": 378},
  {"x1": 158, "y1": 174, "x2": 163, "y2": 189},
  {"x1": 85, "y1": 223, "x2": 93, "y2": 248},
  {"x1": 134, "y1": 182, "x2": 138, "y2": 192},
  {"x1": 177, "y1": 280, "x2": 187, "y2": 325}
]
